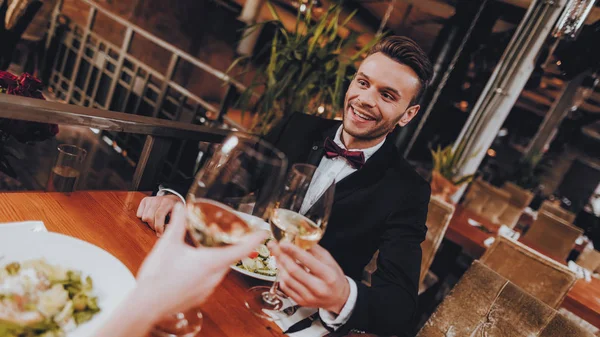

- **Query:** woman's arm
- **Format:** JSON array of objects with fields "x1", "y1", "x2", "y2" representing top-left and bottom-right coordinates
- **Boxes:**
[{"x1": 93, "y1": 204, "x2": 267, "y2": 337}]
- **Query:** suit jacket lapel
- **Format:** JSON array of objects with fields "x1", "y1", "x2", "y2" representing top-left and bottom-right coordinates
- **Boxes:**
[
  {"x1": 302, "y1": 122, "x2": 397, "y2": 203},
  {"x1": 305, "y1": 123, "x2": 339, "y2": 167},
  {"x1": 306, "y1": 141, "x2": 325, "y2": 167},
  {"x1": 333, "y1": 138, "x2": 395, "y2": 203}
]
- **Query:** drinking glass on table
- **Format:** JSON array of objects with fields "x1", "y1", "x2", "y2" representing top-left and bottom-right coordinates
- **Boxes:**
[
  {"x1": 46, "y1": 144, "x2": 87, "y2": 193},
  {"x1": 151, "y1": 133, "x2": 288, "y2": 337},
  {"x1": 244, "y1": 163, "x2": 336, "y2": 320}
]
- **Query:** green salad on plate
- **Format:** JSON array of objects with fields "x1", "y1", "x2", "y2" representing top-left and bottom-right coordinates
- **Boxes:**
[{"x1": 0, "y1": 259, "x2": 100, "y2": 337}]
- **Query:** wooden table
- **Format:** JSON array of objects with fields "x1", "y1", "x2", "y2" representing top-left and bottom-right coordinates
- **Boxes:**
[
  {"x1": 446, "y1": 205, "x2": 600, "y2": 328},
  {"x1": 0, "y1": 191, "x2": 290, "y2": 336}
]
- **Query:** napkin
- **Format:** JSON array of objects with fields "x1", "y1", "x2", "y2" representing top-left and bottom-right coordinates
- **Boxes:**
[
  {"x1": 0, "y1": 221, "x2": 47, "y2": 233},
  {"x1": 568, "y1": 261, "x2": 592, "y2": 282},
  {"x1": 467, "y1": 218, "x2": 482, "y2": 227},
  {"x1": 483, "y1": 237, "x2": 495, "y2": 247},
  {"x1": 266, "y1": 297, "x2": 329, "y2": 336},
  {"x1": 498, "y1": 225, "x2": 520, "y2": 240},
  {"x1": 575, "y1": 235, "x2": 590, "y2": 246},
  {"x1": 523, "y1": 207, "x2": 537, "y2": 219},
  {"x1": 484, "y1": 226, "x2": 520, "y2": 247}
]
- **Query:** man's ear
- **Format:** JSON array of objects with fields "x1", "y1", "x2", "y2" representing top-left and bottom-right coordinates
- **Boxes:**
[{"x1": 397, "y1": 105, "x2": 420, "y2": 127}]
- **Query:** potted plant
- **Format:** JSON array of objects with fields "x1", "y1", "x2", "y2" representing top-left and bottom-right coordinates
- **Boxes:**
[
  {"x1": 228, "y1": 2, "x2": 382, "y2": 134},
  {"x1": 430, "y1": 142, "x2": 475, "y2": 203},
  {"x1": 507, "y1": 152, "x2": 545, "y2": 190}
]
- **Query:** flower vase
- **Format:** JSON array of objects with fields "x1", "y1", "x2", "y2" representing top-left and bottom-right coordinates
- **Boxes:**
[{"x1": 430, "y1": 171, "x2": 460, "y2": 204}]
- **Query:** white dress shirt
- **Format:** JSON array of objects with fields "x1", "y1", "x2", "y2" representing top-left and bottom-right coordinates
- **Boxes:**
[
  {"x1": 301, "y1": 125, "x2": 384, "y2": 330},
  {"x1": 159, "y1": 125, "x2": 385, "y2": 331},
  {"x1": 300, "y1": 125, "x2": 384, "y2": 214}
]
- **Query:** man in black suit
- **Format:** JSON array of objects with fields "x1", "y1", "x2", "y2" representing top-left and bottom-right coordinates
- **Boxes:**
[{"x1": 137, "y1": 36, "x2": 433, "y2": 336}]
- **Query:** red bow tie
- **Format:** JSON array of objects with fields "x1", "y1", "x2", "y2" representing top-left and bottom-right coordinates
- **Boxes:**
[{"x1": 323, "y1": 137, "x2": 365, "y2": 169}]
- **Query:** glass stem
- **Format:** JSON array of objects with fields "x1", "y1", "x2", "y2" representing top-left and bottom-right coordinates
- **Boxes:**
[
  {"x1": 264, "y1": 273, "x2": 281, "y2": 304},
  {"x1": 264, "y1": 237, "x2": 290, "y2": 305}
]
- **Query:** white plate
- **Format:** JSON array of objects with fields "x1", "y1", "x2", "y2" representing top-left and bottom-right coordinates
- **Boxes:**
[
  {"x1": 0, "y1": 221, "x2": 47, "y2": 233},
  {"x1": 229, "y1": 213, "x2": 277, "y2": 282},
  {"x1": 230, "y1": 264, "x2": 276, "y2": 282},
  {"x1": 0, "y1": 231, "x2": 136, "y2": 337}
]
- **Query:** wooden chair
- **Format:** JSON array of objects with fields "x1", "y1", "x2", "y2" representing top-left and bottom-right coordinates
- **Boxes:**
[
  {"x1": 576, "y1": 246, "x2": 600, "y2": 273},
  {"x1": 478, "y1": 185, "x2": 511, "y2": 224},
  {"x1": 497, "y1": 182, "x2": 535, "y2": 229},
  {"x1": 557, "y1": 308, "x2": 600, "y2": 336},
  {"x1": 362, "y1": 196, "x2": 455, "y2": 291},
  {"x1": 462, "y1": 179, "x2": 491, "y2": 215},
  {"x1": 418, "y1": 196, "x2": 455, "y2": 292},
  {"x1": 540, "y1": 200, "x2": 577, "y2": 224},
  {"x1": 416, "y1": 261, "x2": 593, "y2": 337},
  {"x1": 503, "y1": 181, "x2": 535, "y2": 207},
  {"x1": 523, "y1": 210, "x2": 584, "y2": 262},
  {"x1": 539, "y1": 310, "x2": 597, "y2": 337},
  {"x1": 497, "y1": 203, "x2": 524, "y2": 229},
  {"x1": 480, "y1": 235, "x2": 577, "y2": 308}
]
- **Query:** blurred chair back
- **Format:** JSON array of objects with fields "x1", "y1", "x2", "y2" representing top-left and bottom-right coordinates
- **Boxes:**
[
  {"x1": 419, "y1": 196, "x2": 455, "y2": 288},
  {"x1": 463, "y1": 179, "x2": 492, "y2": 215},
  {"x1": 497, "y1": 204, "x2": 523, "y2": 229},
  {"x1": 480, "y1": 236, "x2": 577, "y2": 308},
  {"x1": 539, "y1": 311, "x2": 596, "y2": 337},
  {"x1": 576, "y1": 245, "x2": 600, "y2": 273},
  {"x1": 540, "y1": 200, "x2": 577, "y2": 224},
  {"x1": 478, "y1": 185, "x2": 511, "y2": 224},
  {"x1": 416, "y1": 261, "x2": 593, "y2": 337},
  {"x1": 497, "y1": 182, "x2": 535, "y2": 228},
  {"x1": 524, "y1": 210, "x2": 584, "y2": 261},
  {"x1": 362, "y1": 196, "x2": 455, "y2": 289},
  {"x1": 503, "y1": 181, "x2": 535, "y2": 207}
]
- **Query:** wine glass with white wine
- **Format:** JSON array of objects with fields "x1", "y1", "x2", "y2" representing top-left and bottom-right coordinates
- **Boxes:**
[
  {"x1": 151, "y1": 132, "x2": 288, "y2": 337},
  {"x1": 244, "y1": 163, "x2": 336, "y2": 320}
]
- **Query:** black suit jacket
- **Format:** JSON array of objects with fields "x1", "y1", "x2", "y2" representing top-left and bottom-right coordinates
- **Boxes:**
[
  {"x1": 269, "y1": 113, "x2": 429, "y2": 336},
  {"x1": 166, "y1": 113, "x2": 430, "y2": 336}
]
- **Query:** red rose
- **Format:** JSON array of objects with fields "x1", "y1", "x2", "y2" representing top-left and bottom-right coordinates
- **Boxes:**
[{"x1": 0, "y1": 71, "x2": 59, "y2": 142}]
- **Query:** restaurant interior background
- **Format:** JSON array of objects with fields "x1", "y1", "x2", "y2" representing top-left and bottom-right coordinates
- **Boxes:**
[{"x1": 1, "y1": 0, "x2": 600, "y2": 334}]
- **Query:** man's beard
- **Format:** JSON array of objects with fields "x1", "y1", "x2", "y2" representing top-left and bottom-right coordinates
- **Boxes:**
[{"x1": 342, "y1": 119, "x2": 391, "y2": 141}]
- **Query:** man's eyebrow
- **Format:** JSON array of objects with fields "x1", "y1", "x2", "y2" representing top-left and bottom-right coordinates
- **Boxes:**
[{"x1": 357, "y1": 72, "x2": 370, "y2": 80}]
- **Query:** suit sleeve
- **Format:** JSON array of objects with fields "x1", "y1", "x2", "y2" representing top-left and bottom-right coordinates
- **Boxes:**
[
  {"x1": 341, "y1": 181, "x2": 430, "y2": 336},
  {"x1": 153, "y1": 180, "x2": 193, "y2": 198}
]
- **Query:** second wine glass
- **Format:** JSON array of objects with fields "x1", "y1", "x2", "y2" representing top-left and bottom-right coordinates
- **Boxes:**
[
  {"x1": 151, "y1": 132, "x2": 288, "y2": 337},
  {"x1": 244, "y1": 163, "x2": 336, "y2": 320}
]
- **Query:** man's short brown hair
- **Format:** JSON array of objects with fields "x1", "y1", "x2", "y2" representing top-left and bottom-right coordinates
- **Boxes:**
[{"x1": 367, "y1": 36, "x2": 433, "y2": 106}]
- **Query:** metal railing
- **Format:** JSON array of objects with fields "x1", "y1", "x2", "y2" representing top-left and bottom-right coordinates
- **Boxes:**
[
  {"x1": 0, "y1": 94, "x2": 228, "y2": 190},
  {"x1": 42, "y1": 0, "x2": 246, "y2": 183}
]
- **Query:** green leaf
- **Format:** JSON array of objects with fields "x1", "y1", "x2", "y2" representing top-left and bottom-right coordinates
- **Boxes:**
[
  {"x1": 453, "y1": 174, "x2": 475, "y2": 186},
  {"x1": 307, "y1": 13, "x2": 329, "y2": 56},
  {"x1": 266, "y1": 1, "x2": 282, "y2": 22},
  {"x1": 225, "y1": 1, "x2": 373, "y2": 133},
  {"x1": 340, "y1": 9, "x2": 358, "y2": 28},
  {"x1": 225, "y1": 55, "x2": 249, "y2": 75}
]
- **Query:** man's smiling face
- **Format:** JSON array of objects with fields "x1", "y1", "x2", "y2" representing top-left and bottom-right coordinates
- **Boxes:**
[{"x1": 342, "y1": 52, "x2": 422, "y2": 148}]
